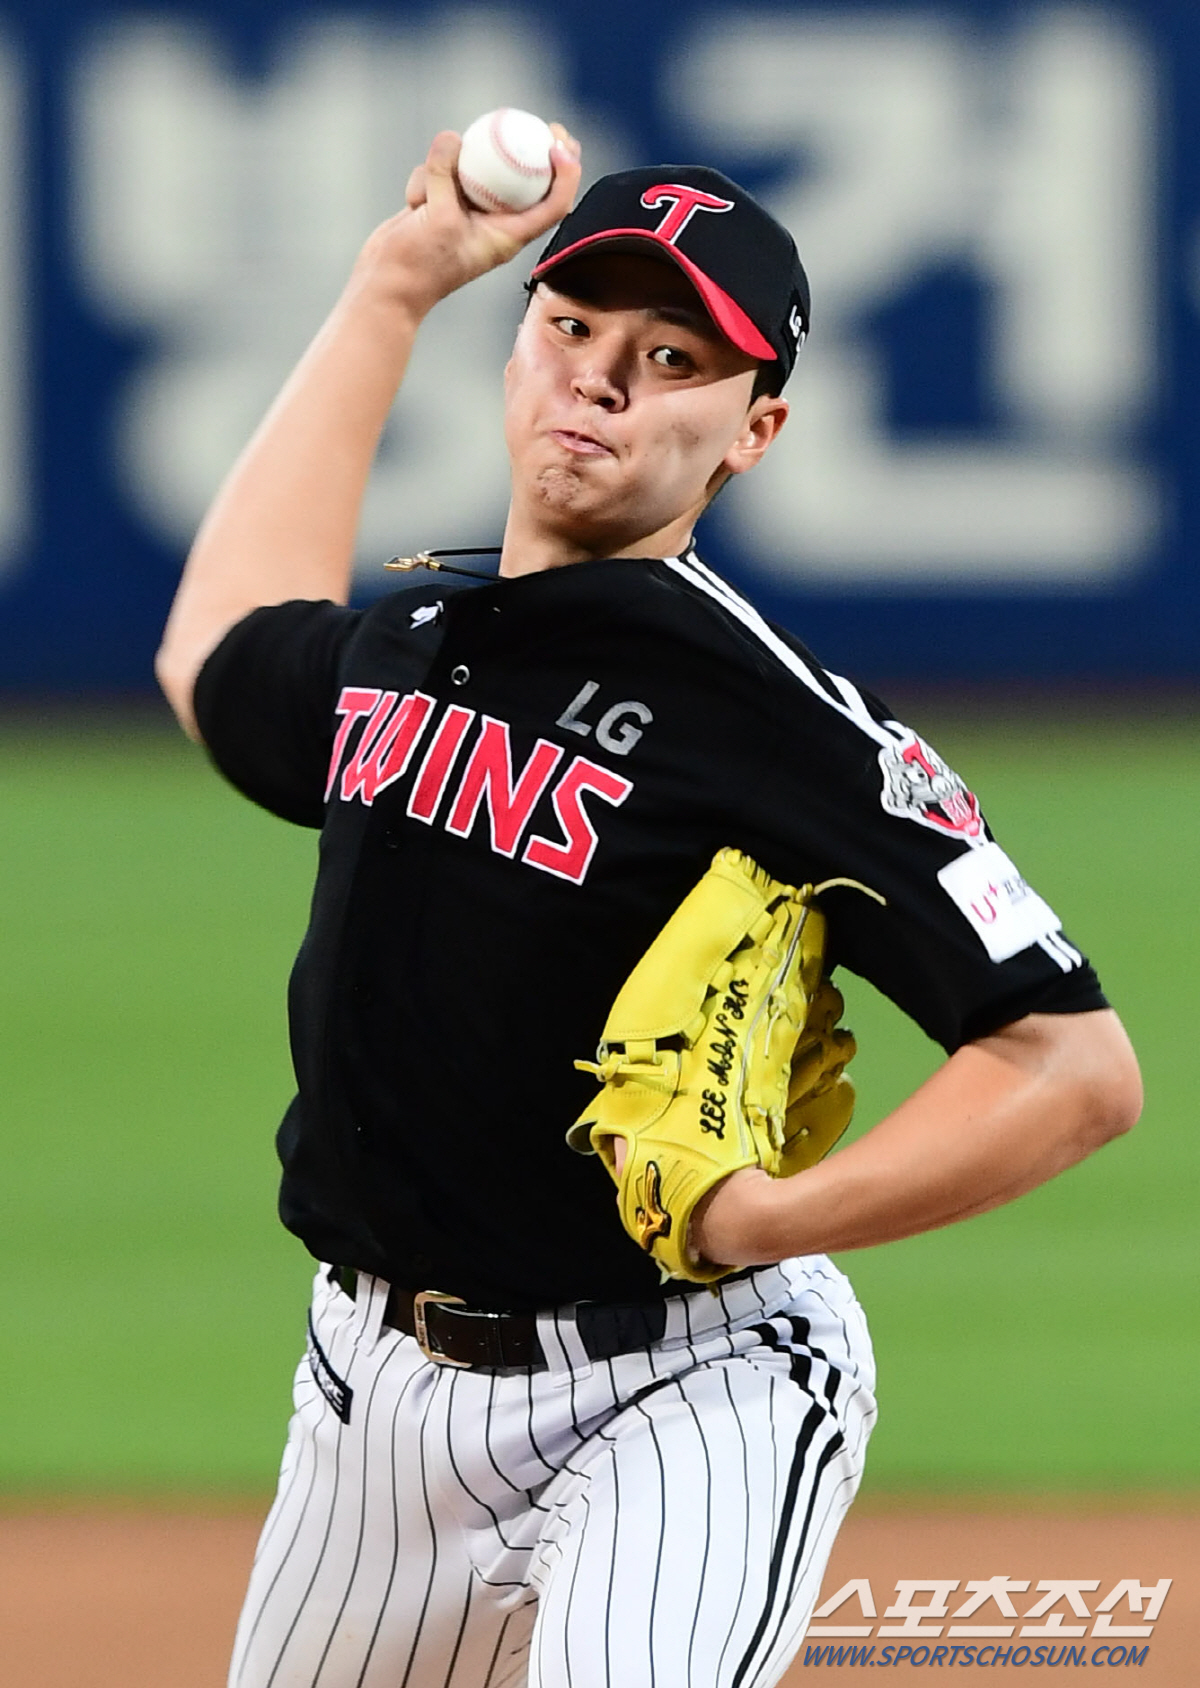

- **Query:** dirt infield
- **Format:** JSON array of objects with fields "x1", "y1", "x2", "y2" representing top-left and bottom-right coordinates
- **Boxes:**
[{"x1": 0, "y1": 1502, "x2": 1194, "y2": 1685}]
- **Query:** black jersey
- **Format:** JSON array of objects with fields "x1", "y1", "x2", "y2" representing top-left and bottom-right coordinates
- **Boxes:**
[{"x1": 194, "y1": 549, "x2": 1105, "y2": 1309}]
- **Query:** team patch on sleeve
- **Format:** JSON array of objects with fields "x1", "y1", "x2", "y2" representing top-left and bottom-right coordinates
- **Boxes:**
[
  {"x1": 878, "y1": 729, "x2": 983, "y2": 841},
  {"x1": 937, "y1": 841, "x2": 1069, "y2": 964}
]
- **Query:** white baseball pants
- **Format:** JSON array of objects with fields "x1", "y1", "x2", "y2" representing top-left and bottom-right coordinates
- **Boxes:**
[{"x1": 228, "y1": 1257, "x2": 876, "y2": 1688}]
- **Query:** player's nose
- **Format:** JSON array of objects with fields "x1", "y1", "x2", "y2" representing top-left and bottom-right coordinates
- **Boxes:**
[
  {"x1": 573, "y1": 366, "x2": 627, "y2": 408},
  {"x1": 571, "y1": 352, "x2": 629, "y2": 411}
]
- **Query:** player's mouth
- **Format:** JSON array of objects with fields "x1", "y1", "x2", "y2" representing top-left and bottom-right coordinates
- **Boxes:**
[{"x1": 549, "y1": 429, "x2": 614, "y2": 457}]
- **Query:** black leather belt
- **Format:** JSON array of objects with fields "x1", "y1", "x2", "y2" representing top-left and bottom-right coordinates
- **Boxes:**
[{"x1": 330, "y1": 1264, "x2": 675, "y2": 1370}]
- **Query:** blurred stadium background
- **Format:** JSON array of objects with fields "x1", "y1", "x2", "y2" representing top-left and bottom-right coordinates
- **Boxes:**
[{"x1": 1, "y1": 0, "x2": 1197, "y2": 1511}]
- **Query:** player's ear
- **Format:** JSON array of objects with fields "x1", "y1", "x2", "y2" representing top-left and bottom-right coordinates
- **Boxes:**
[
  {"x1": 504, "y1": 322, "x2": 526, "y2": 387},
  {"x1": 723, "y1": 395, "x2": 788, "y2": 479},
  {"x1": 506, "y1": 292, "x2": 538, "y2": 382}
]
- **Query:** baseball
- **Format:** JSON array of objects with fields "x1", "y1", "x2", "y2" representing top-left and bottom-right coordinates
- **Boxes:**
[{"x1": 457, "y1": 107, "x2": 555, "y2": 214}]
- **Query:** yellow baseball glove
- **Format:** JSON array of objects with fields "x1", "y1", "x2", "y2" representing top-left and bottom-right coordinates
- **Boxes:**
[{"x1": 567, "y1": 848, "x2": 878, "y2": 1283}]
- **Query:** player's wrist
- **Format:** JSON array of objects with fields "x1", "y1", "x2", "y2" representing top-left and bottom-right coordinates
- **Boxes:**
[
  {"x1": 348, "y1": 209, "x2": 510, "y2": 322},
  {"x1": 343, "y1": 242, "x2": 440, "y2": 330},
  {"x1": 688, "y1": 1167, "x2": 783, "y2": 1271}
]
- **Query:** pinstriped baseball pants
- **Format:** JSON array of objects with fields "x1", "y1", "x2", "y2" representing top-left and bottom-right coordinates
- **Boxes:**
[{"x1": 228, "y1": 1257, "x2": 876, "y2": 1688}]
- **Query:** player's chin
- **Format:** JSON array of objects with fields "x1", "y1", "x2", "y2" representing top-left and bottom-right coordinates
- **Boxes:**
[{"x1": 529, "y1": 462, "x2": 618, "y2": 523}]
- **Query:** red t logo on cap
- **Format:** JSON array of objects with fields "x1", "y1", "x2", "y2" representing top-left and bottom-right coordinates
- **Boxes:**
[{"x1": 640, "y1": 184, "x2": 735, "y2": 246}]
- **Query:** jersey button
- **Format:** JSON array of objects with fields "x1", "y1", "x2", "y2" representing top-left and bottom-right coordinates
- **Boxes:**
[{"x1": 450, "y1": 664, "x2": 470, "y2": 686}]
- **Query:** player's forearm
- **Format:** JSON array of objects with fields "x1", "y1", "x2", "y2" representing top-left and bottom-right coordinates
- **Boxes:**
[
  {"x1": 156, "y1": 126, "x2": 583, "y2": 738},
  {"x1": 692, "y1": 1007, "x2": 1142, "y2": 1265},
  {"x1": 155, "y1": 263, "x2": 426, "y2": 736}
]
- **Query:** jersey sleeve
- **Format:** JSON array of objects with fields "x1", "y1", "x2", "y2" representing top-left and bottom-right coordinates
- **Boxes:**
[
  {"x1": 740, "y1": 661, "x2": 1108, "y2": 1053},
  {"x1": 192, "y1": 598, "x2": 361, "y2": 827}
]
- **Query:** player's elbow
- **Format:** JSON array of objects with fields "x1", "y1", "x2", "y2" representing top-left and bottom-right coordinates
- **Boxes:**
[
  {"x1": 1093, "y1": 1035, "x2": 1143, "y2": 1145},
  {"x1": 1053, "y1": 1008, "x2": 1143, "y2": 1153},
  {"x1": 154, "y1": 640, "x2": 202, "y2": 742},
  {"x1": 990, "y1": 1008, "x2": 1142, "y2": 1165}
]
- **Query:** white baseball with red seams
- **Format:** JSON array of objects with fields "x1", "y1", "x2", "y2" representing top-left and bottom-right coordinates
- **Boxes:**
[{"x1": 457, "y1": 107, "x2": 554, "y2": 213}]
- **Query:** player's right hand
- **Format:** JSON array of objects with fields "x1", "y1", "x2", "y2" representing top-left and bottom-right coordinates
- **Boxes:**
[{"x1": 355, "y1": 125, "x2": 582, "y2": 320}]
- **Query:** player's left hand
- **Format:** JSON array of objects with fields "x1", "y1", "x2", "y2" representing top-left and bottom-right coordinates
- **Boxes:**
[{"x1": 571, "y1": 850, "x2": 860, "y2": 1283}]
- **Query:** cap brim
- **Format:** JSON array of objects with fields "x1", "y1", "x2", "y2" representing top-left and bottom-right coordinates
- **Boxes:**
[{"x1": 531, "y1": 230, "x2": 776, "y2": 363}]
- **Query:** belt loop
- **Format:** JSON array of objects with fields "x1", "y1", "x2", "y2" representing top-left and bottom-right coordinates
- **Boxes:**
[
  {"x1": 662, "y1": 1289, "x2": 696, "y2": 1346},
  {"x1": 535, "y1": 1305, "x2": 593, "y2": 1383},
  {"x1": 354, "y1": 1272, "x2": 390, "y2": 1353}
]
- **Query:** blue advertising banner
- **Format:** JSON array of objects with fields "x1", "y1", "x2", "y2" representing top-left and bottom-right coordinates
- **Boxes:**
[{"x1": 0, "y1": 0, "x2": 1198, "y2": 688}]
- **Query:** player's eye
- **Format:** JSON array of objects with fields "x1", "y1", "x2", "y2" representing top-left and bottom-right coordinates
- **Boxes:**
[
  {"x1": 553, "y1": 316, "x2": 590, "y2": 338},
  {"x1": 649, "y1": 345, "x2": 692, "y2": 371}
]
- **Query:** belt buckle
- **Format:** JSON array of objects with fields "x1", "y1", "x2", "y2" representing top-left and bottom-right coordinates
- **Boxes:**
[{"x1": 413, "y1": 1289, "x2": 472, "y2": 1367}]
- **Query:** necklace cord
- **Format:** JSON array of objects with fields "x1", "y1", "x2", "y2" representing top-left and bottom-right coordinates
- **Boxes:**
[{"x1": 384, "y1": 546, "x2": 503, "y2": 581}]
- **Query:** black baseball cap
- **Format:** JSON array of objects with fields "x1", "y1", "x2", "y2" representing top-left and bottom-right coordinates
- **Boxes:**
[{"x1": 529, "y1": 165, "x2": 810, "y2": 387}]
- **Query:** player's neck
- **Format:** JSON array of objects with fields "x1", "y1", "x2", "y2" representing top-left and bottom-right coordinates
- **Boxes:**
[{"x1": 498, "y1": 505, "x2": 698, "y2": 578}]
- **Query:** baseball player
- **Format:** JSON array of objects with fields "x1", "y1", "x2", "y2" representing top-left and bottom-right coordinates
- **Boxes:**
[{"x1": 156, "y1": 127, "x2": 1141, "y2": 1688}]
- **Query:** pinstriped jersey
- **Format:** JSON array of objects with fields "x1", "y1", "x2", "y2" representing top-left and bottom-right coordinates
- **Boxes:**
[{"x1": 194, "y1": 549, "x2": 1105, "y2": 1309}]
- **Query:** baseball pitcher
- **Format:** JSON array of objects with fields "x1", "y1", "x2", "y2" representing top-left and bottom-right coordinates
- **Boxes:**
[{"x1": 156, "y1": 124, "x2": 1142, "y2": 1688}]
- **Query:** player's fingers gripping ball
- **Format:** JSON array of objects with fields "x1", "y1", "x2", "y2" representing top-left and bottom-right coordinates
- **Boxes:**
[
  {"x1": 457, "y1": 107, "x2": 555, "y2": 213},
  {"x1": 568, "y1": 849, "x2": 881, "y2": 1283}
]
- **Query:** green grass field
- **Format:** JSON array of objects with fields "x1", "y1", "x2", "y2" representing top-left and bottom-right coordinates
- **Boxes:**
[{"x1": 1, "y1": 703, "x2": 1196, "y2": 1497}]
